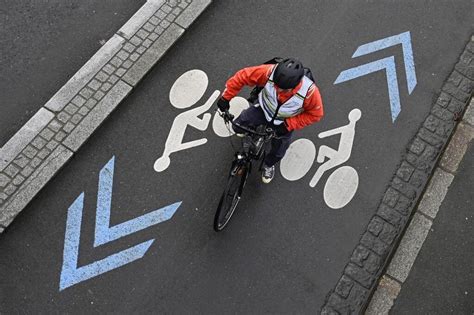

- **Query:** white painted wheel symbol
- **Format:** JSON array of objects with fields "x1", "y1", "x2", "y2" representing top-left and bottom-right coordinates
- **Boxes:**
[
  {"x1": 280, "y1": 138, "x2": 316, "y2": 181},
  {"x1": 212, "y1": 96, "x2": 249, "y2": 137},
  {"x1": 323, "y1": 166, "x2": 359, "y2": 209},
  {"x1": 169, "y1": 69, "x2": 208, "y2": 109}
]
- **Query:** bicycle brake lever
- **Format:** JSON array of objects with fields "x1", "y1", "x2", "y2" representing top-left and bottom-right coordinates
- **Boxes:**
[
  {"x1": 217, "y1": 109, "x2": 231, "y2": 122},
  {"x1": 224, "y1": 111, "x2": 234, "y2": 123}
]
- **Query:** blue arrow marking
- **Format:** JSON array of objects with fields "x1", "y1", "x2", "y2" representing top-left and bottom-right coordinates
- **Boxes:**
[
  {"x1": 60, "y1": 193, "x2": 155, "y2": 291},
  {"x1": 59, "y1": 156, "x2": 182, "y2": 291},
  {"x1": 335, "y1": 57, "x2": 401, "y2": 122},
  {"x1": 334, "y1": 31, "x2": 417, "y2": 122},
  {"x1": 352, "y1": 31, "x2": 416, "y2": 93},
  {"x1": 94, "y1": 156, "x2": 181, "y2": 247}
]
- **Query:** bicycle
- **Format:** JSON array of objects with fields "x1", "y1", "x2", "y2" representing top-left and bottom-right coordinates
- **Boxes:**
[{"x1": 213, "y1": 109, "x2": 278, "y2": 232}]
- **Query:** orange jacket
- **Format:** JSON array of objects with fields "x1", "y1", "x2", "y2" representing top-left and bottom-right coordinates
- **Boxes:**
[{"x1": 222, "y1": 64, "x2": 324, "y2": 131}]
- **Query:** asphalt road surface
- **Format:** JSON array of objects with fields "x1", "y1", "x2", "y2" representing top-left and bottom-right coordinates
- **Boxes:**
[
  {"x1": 1, "y1": 1, "x2": 472, "y2": 312},
  {"x1": 392, "y1": 143, "x2": 474, "y2": 314},
  {"x1": 0, "y1": 0, "x2": 144, "y2": 146}
]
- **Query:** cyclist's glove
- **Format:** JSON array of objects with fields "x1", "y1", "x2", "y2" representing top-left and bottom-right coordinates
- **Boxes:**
[
  {"x1": 217, "y1": 97, "x2": 230, "y2": 112},
  {"x1": 275, "y1": 123, "x2": 290, "y2": 136}
]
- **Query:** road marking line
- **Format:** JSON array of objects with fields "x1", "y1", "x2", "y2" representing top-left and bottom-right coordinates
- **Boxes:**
[{"x1": 59, "y1": 155, "x2": 182, "y2": 290}]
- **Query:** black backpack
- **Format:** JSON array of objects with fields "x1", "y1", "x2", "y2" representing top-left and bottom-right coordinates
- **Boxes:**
[{"x1": 247, "y1": 57, "x2": 315, "y2": 104}]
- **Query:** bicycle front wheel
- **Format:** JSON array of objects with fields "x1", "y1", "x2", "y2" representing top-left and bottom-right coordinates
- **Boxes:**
[{"x1": 213, "y1": 163, "x2": 249, "y2": 232}]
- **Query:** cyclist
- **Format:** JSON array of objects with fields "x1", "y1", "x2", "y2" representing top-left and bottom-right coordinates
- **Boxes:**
[{"x1": 217, "y1": 57, "x2": 324, "y2": 183}]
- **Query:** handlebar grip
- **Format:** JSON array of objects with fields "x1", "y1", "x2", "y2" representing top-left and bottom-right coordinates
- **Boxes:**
[
  {"x1": 219, "y1": 109, "x2": 275, "y2": 138},
  {"x1": 223, "y1": 111, "x2": 234, "y2": 122}
]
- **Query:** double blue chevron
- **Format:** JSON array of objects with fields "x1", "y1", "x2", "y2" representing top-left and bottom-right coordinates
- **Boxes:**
[
  {"x1": 334, "y1": 31, "x2": 417, "y2": 122},
  {"x1": 60, "y1": 156, "x2": 182, "y2": 291}
]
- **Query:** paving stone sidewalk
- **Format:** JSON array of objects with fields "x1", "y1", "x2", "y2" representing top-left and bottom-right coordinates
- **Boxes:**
[
  {"x1": 0, "y1": 0, "x2": 211, "y2": 232},
  {"x1": 321, "y1": 35, "x2": 474, "y2": 314}
]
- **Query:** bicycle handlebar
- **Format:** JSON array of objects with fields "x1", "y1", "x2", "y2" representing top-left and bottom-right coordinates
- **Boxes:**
[{"x1": 218, "y1": 110, "x2": 275, "y2": 138}]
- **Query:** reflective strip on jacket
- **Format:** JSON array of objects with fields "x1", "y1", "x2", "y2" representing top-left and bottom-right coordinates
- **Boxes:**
[
  {"x1": 258, "y1": 66, "x2": 314, "y2": 125},
  {"x1": 222, "y1": 64, "x2": 324, "y2": 131}
]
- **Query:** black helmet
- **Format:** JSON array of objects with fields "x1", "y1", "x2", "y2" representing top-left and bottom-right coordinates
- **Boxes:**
[{"x1": 273, "y1": 58, "x2": 304, "y2": 89}]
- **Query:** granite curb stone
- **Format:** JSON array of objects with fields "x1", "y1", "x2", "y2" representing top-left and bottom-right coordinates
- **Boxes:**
[
  {"x1": 366, "y1": 114, "x2": 471, "y2": 312},
  {"x1": 122, "y1": 23, "x2": 185, "y2": 86},
  {"x1": 417, "y1": 168, "x2": 454, "y2": 219},
  {"x1": 321, "y1": 35, "x2": 474, "y2": 314},
  {"x1": 0, "y1": 108, "x2": 54, "y2": 171},
  {"x1": 0, "y1": 145, "x2": 73, "y2": 227},
  {"x1": 44, "y1": 35, "x2": 125, "y2": 113},
  {"x1": 440, "y1": 121, "x2": 474, "y2": 173},
  {"x1": 365, "y1": 276, "x2": 401, "y2": 314},
  {"x1": 385, "y1": 213, "x2": 433, "y2": 283},
  {"x1": 0, "y1": 0, "x2": 212, "y2": 232},
  {"x1": 62, "y1": 81, "x2": 133, "y2": 151},
  {"x1": 463, "y1": 99, "x2": 474, "y2": 125}
]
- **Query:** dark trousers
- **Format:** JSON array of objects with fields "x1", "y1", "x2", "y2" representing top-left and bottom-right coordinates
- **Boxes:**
[{"x1": 234, "y1": 105, "x2": 293, "y2": 167}]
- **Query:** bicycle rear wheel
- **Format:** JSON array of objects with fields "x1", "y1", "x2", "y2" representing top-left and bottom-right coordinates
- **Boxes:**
[{"x1": 213, "y1": 162, "x2": 249, "y2": 231}]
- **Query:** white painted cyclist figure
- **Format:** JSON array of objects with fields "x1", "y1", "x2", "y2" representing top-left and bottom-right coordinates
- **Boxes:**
[{"x1": 217, "y1": 57, "x2": 324, "y2": 183}]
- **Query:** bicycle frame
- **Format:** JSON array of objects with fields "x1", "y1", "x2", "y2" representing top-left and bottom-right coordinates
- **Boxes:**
[
  {"x1": 219, "y1": 109, "x2": 276, "y2": 161},
  {"x1": 213, "y1": 110, "x2": 278, "y2": 232}
]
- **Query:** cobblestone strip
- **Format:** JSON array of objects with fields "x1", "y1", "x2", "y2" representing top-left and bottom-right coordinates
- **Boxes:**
[
  {"x1": 321, "y1": 35, "x2": 474, "y2": 315},
  {"x1": 366, "y1": 98, "x2": 474, "y2": 315},
  {"x1": 0, "y1": 0, "x2": 212, "y2": 232}
]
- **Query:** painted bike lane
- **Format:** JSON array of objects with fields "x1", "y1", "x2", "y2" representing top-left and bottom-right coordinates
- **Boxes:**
[{"x1": 1, "y1": 0, "x2": 472, "y2": 312}]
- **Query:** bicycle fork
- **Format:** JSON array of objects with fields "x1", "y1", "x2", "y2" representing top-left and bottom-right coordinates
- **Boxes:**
[{"x1": 230, "y1": 158, "x2": 251, "y2": 195}]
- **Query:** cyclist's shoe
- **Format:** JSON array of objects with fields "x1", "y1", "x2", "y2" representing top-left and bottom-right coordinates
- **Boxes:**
[{"x1": 261, "y1": 164, "x2": 275, "y2": 184}]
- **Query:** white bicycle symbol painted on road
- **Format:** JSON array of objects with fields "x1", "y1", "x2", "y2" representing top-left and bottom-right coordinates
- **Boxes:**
[
  {"x1": 153, "y1": 69, "x2": 362, "y2": 209},
  {"x1": 280, "y1": 109, "x2": 361, "y2": 209}
]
